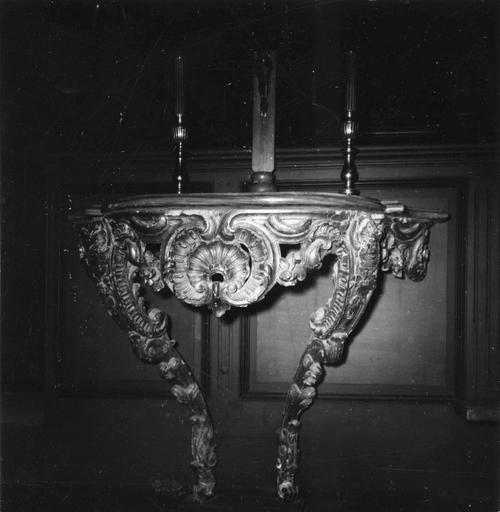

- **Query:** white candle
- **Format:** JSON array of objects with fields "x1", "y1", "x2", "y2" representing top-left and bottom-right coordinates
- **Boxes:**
[
  {"x1": 346, "y1": 50, "x2": 356, "y2": 112},
  {"x1": 175, "y1": 54, "x2": 184, "y2": 123}
]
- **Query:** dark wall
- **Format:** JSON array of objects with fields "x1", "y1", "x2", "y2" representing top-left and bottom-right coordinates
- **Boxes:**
[
  {"x1": 1, "y1": 0, "x2": 498, "y2": 155},
  {"x1": 3, "y1": 146, "x2": 499, "y2": 510},
  {"x1": 1, "y1": 1, "x2": 499, "y2": 510}
]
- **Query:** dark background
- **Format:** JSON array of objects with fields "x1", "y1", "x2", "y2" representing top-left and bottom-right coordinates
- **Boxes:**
[
  {"x1": 1, "y1": 0, "x2": 498, "y2": 155},
  {"x1": 1, "y1": 1, "x2": 499, "y2": 511}
]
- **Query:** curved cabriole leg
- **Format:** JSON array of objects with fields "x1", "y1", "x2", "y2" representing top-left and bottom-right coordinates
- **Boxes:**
[
  {"x1": 276, "y1": 334, "x2": 345, "y2": 500},
  {"x1": 157, "y1": 346, "x2": 216, "y2": 501},
  {"x1": 276, "y1": 337, "x2": 325, "y2": 500},
  {"x1": 78, "y1": 218, "x2": 216, "y2": 501},
  {"x1": 276, "y1": 214, "x2": 383, "y2": 500},
  {"x1": 130, "y1": 333, "x2": 217, "y2": 502}
]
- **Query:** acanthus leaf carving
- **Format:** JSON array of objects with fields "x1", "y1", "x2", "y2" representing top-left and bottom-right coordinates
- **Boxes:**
[
  {"x1": 78, "y1": 216, "x2": 216, "y2": 501},
  {"x1": 76, "y1": 195, "x2": 446, "y2": 503},
  {"x1": 277, "y1": 215, "x2": 350, "y2": 287},
  {"x1": 140, "y1": 249, "x2": 165, "y2": 292},
  {"x1": 382, "y1": 218, "x2": 432, "y2": 282}
]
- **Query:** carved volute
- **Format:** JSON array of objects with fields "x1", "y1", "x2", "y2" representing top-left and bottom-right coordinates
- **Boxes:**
[{"x1": 77, "y1": 191, "x2": 447, "y2": 501}]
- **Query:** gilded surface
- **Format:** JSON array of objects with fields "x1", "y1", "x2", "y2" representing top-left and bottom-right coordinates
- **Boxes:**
[
  {"x1": 381, "y1": 218, "x2": 431, "y2": 281},
  {"x1": 77, "y1": 194, "x2": 445, "y2": 501},
  {"x1": 78, "y1": 217, "x2": 216, "y2": 501},
  {"x1": 277, "y1": 213, "x2": 384, "y2": 499}
]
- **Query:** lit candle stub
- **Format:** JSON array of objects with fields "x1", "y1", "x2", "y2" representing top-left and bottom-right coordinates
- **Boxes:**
[
  {"x1": 346, "y1": 50, "x2": 356, "y2": 112},
  {"x1": 175, "y1": 54, "x2": 184, "y2": 122}
]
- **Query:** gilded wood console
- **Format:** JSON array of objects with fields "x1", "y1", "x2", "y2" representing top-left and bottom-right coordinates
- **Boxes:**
[{"x1": 76, "y1": 192, "x2": 446, "y2": 501}]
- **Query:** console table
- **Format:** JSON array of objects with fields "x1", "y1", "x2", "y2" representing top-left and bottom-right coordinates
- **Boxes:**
[{"x1": 76, "y1": 191, "x2": 446, "y2": 501}]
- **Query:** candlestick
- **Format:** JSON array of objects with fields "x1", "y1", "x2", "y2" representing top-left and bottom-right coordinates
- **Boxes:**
[
  {"x1": 172, "y1": 54, "x2": 188, "y2": 194},
  {"x1": 340, "y1": 50, "x2": 359, "y2": 196}
]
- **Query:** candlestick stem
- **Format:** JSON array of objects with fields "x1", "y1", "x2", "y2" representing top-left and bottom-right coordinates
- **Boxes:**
[{"x1": 172, "y1": 54, "x2": 188, "y2": 194}]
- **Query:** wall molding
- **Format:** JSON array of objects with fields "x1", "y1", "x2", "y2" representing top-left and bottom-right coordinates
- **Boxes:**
[
  {"x1": 238, "y1": 178, "x2": 462, "y2": 402},
  {"x1": 23, "y1": 142, "x2": 500, "y2": 179}
]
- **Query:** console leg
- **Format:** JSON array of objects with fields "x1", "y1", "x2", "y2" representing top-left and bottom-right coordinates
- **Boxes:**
[
  {"x1": 277, "y1": 214, "x2": 382, "y2": 500},
  {"x1": 276, "y1": 335, "x2": 345, "y2": 501},
  {"x1": 155, "y1": 346, "x2": 216, "y2": 501},
  {"x1": 78, "y1": 218, "x2": 217, "y2": 502}
]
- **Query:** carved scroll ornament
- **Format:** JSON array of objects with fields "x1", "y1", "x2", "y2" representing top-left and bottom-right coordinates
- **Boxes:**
[
  {"x1": 277, "y1": 213, "x2": 384, "y2": 499},
  {"x1": 76, "y1": 193, "x2": 446, "y2": 502},
  {"x1": 381, "y1": 218, "x2": 431, "y2": 281},
  {"x1": 78, "y1": 216, "x2": 216, "y2": 502}
]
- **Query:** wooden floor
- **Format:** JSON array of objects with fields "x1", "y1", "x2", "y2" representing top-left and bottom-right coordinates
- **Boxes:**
[{"x1": 2, "y1": 483, "x2": 497, "y2": 512}]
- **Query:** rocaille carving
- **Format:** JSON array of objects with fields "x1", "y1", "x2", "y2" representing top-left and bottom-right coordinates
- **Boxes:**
[
  {"x1": 277, "y1": 215, "x2": 349, "y2": 287},
  {"x1": 163, "y1": 217, "x2": 276, "y2": 317},
  {"x1": 164, "y1": 230, "x2": 254, "y2": 317},
  {"x1": 381, "y1": 218, "x2": 431, "y2": 282},
  {"x1": 76, "y1": 195, "x2": 445, "y2": 502},
  {"x1": 78, "y1": 217, "x2": 216, "y2": 502},
  {"x1": 277, "y1": 213, "x2": 383, "y2": 500},
  {"x1": 139, "y1": 249, "x2": 165, "y2": 292}
]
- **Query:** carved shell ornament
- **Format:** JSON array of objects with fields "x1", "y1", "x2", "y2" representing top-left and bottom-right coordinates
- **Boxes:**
[
  {"x1": 76, "y1": 194, "x2": 446, "y2": 503},
  {"x1": 164, "y1": 226, "x2": 275, "y2": 317},
  {"x1": 73, "y1": 43, "x2": 448, "y2": 502}
]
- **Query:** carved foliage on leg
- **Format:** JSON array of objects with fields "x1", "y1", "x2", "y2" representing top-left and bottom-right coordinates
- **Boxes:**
[
  {"x1": 340, "y1": 214, "x2": 382, "y2": 333},
  {"x1": 277, "y1": 213, "x2": 383, "y2": 500},
  {"x1": 79, "y1": 218, "x2": 216, "y2": 500},
  {"x1": 277, "y1": 422, "x2": 300, "y2": 500},
  {"x1": 277, "y1": 341, "x2": 325, "y2": 500},
  {"x1": 78, "y1": 218, "x2": 168, "y2": 345},
  {"x1": 159, "y1": 352, "x2": 217, "y2": 501},
  {"x1": 310, "y1": 213, "x2": 382, "y2": 343}
]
